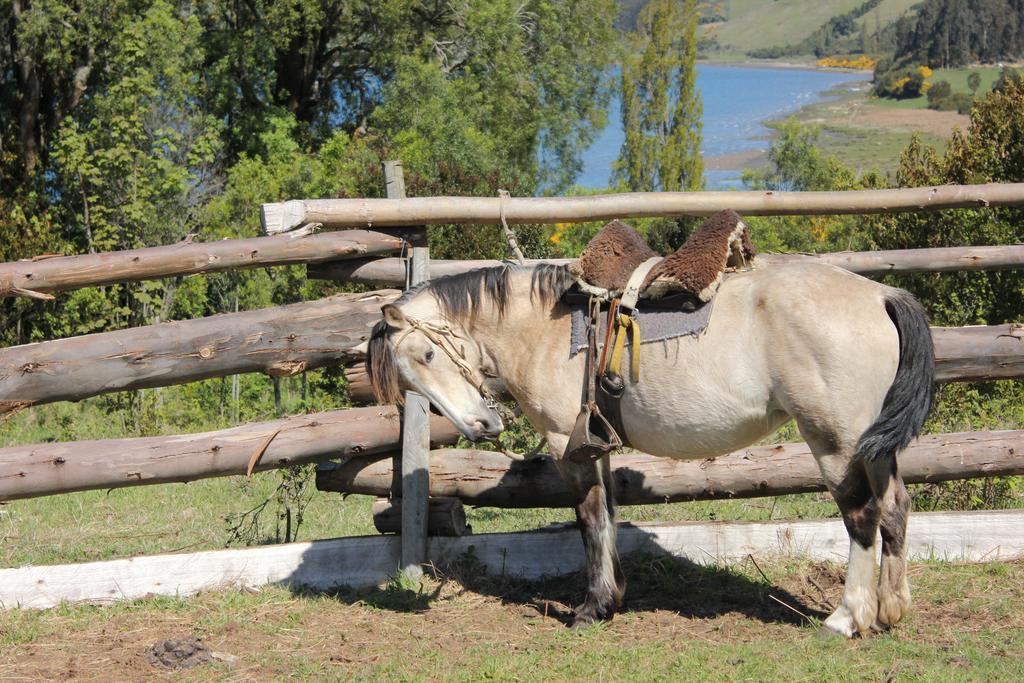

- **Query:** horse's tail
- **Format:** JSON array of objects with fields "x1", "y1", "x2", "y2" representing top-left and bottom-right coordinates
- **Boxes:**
[{"x1": 856, "y1": 288, "x2": 936, "y2": 462}]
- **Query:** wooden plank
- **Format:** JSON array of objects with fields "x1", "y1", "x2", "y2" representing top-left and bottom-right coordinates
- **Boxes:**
[
  {"x1": 317, "y1": 430, "x2": 1024, "y2": 506},
  {"x1": 0, "y1": 534, "x2": 402, "y2": 609},
  {"x1": 310, "y1": 245, "x2": 1024, "y2": 288},
  {"x1": 429, "y1": 510, "x2": 1024, "y2": 581},
  {"x1": 0, "y1": 230, "x2": 405, "y2": 298},
  {"x1": 309, "y1": 257, "x2": 571, "y2": 287},
  {"x1": 260, "y1": 183, "x2": 1024, "y2": 233},
  {"x1": 933, "y1": 323, "x2": 1024, "y2": 382},
  {"x1": 3, "y1": 510, "x2": 1022, "y2": 610},
  {"x1": 0, "y1": 408, "x2": 459, "y2": 502},
  {"x1": 0, "y1": 290, "x2": 398, "y2": 414},
  {"x1": 771, "y1": 244, "x2": 1024, "y2": 276},
  {"x1": 383, "y1": 159, "x2": 433, "y2": 579}
]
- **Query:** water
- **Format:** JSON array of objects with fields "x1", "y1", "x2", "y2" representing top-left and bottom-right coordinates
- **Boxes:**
[{"x1": 576, "y1": 64, "x2": 866, "y2": 190}]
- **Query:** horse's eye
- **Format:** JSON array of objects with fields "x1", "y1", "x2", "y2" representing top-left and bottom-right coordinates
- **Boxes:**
[{"x1": 425, "y1": 349, "x2": 435, "y2": 363}]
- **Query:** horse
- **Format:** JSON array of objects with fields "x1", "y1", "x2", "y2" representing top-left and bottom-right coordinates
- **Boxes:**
[{"x1": 365, "y1": 259, "x2": 935, "y2": 638}]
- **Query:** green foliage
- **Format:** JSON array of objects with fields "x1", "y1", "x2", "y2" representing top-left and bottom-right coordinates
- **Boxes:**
[
  {"x1": 993, "y1": 65, "x2": 1024, "y2": 93},
  {"x1": 616, "y1": 0, "x2": 704, "y2": 193},
  {"x1": 873, "y1": 66, "x2": 926, "y2": 98},
  {"x1": 926, "y1": 79, "x2": 952, "y2": 104},
  {"x1": 967, "y1": 71, "x2": 982, "y2": 93},
  {"x1": 867, "y1": 80, "x2": 1024, "y2": 326},
  {"x1": 741, "y1": 120, "x2": 885, "y2": 253},
  {"x1": 894, "y1": 0, "x2": 1024, "y2": 68}
]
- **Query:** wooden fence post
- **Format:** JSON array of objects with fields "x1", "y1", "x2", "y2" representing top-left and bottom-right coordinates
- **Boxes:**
[{"x1": 384, "y1": 160, "x2": 432, "y2": 579}]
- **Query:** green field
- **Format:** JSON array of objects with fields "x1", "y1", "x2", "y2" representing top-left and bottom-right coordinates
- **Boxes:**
[
  {"x1": 764, "y1": 80, "x2": 949, "y2": 177},
  {"x1": 702, "y1": 0, "x2": 865, "y2": 58},
  {"x1": 876, "y1": 66, "x2": 1005, "y2": 109},
  {"x1": 701, "y1": 0, "x2": 919, "y2": 60},
  {"x1": 855, "y1": 0, "x2": 921, "y2": 28}
]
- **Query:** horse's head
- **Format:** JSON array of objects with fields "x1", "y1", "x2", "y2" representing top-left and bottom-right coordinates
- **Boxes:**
[{"x1": 366, "y1": 303, "x2": 504, "y2": 442}]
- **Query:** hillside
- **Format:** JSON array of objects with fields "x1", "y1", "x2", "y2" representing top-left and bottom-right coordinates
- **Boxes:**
[{"x1": 660, "y1": 0, "x2": 923, "y2": 61}]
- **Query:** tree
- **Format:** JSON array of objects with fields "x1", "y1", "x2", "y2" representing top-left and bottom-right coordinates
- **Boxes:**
[
  {"x1": 968, "y1": 71, "x2": 982, "y2": 94},
  {"x1": 868, "y1": 78, "x2": 1024, "y2": 327},
  {"x1": 615, "y1": 0, "x2": 703, "y2": 192},
  {"x1": 1, "y1": 0, "x2": 132, "y2": 187}
]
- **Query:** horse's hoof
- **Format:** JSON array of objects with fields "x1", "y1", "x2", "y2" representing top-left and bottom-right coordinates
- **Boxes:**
[
  {"x1": 570, "y1": 616, "x2": 596, "y2": 630},
  {"x1": 570, "y1": 604, "x2": 613, "y2": 629}
]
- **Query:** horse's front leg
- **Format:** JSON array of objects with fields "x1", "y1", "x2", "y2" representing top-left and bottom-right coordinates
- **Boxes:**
[{"x1": 551, "y1": 437, "x2": 625, "y2": 627}]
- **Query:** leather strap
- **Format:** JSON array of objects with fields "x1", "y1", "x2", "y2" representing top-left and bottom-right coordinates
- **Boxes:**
[{"x1": 620, "y1": 256, "x2": 662, "y2": 311}]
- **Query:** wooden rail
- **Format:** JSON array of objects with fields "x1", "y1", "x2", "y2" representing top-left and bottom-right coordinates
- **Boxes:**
[
  {"x1": 310, "y1": 245, "x2": 1024, "y2": 287},
  {"x1": 261, "y1": 183, "x2": 1024, "y2": 233},
  {"x1": 340, "y1": 324, "x2": 1024, "y2": 405},
  {"x1": 5, "y1": 510, "x2": 1022, "y2": 609},
  {"x1": 317, "y1": 430, "x2": 1024, "y2": 506},
  {"x1": 0, "y1": 230, "x2": 404, "y2": 299},
  {"x1": 0, "y1": 407, "x2": 459, "y2": 502},
  {"x1": 0, "y1": 290, "x2": 1016, "y2": 415},
  {"x1": 932, "y1": 323, "x2": 1024, "y2": 382},
  {"x1": 0, "y1": 290, "x2": 398, "y2": 414}
]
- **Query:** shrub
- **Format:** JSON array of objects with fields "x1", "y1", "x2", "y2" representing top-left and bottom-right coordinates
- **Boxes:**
[{"x1": 926, "y1": 79, "x2": 952, "y2": 107}]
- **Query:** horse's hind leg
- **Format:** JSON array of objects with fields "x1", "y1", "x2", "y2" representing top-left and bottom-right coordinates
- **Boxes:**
[
  {"x1": 870, "y1": 461, "x2": 912, "y2": 629},
  {"x1": 555, "y1": 451, "x2": 625, "y2": 626},
  {"x1": 803, "y1": 431, "x2": 882, "y2": 637}
]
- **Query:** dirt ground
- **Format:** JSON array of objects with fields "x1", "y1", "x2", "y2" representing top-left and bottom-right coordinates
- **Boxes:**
[
  {"x1": 1, "y1": 556, "x2": 1022, "y2": 681},
  {"x1": 840, "y1": 102, "x2": 971, "y2": 137}
]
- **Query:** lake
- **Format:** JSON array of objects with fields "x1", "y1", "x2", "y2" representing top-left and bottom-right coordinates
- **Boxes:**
[{"x1": 575, "y1": 64, "x2": 867, "y2": 190}]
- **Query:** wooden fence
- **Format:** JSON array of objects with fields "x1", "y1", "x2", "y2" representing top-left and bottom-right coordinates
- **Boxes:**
[{"x1": 0, "y1": 174, "x2": 1022, "y2": 609}]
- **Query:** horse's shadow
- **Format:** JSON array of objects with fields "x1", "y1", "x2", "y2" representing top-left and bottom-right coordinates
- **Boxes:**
[{"x1": 299, "y1": 522, "x2": 831, "y2": 628}]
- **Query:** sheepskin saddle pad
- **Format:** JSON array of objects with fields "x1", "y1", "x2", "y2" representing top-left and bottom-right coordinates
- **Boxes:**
[{"x1": 567, "y1": 209, "x2": 757, "y2": 303}]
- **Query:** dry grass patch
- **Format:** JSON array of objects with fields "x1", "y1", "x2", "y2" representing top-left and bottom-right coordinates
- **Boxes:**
[{"x1": 1, "y1": 557, "x2": 1022, "y2": 680}]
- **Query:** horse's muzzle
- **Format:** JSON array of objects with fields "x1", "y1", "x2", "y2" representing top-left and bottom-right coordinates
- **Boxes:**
[{"x1": 464, "y1": 413, "x2": 504, "y2": 441}]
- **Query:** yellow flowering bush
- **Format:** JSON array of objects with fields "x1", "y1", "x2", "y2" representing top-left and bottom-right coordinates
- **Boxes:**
[{"x1": 817, "y1": 55, "x2": 878, "y2": 70}]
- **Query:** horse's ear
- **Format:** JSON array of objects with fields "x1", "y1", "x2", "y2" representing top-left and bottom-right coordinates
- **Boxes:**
[{"x1": 382, "y1": 304, "x2": 408, "y2": 329}]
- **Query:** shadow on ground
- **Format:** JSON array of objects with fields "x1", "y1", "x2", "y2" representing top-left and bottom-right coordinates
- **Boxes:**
[{"x1": 294, "y1": 528, "x2": 833, "y2": 628}]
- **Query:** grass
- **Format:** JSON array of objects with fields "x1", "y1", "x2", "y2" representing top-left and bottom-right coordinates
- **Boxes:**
[
  {"x1": 702, "y1": 0, "x2": 866, "y2": 57},
  {"x1": 767, "y1": 78, "x2": 952, "y2": 176},
  {"x1": 1, "y1": 556, "x2": 1022, "y2": 679},
  {"x1": 854, "y1": 0, "x2": 921, "y2": 30},
  {"x1": 701, "y1": 0, "x2": 920, "y2": 62},
  {"x1": 816, "y1": 124, "x2": 947, "y2": 175}
]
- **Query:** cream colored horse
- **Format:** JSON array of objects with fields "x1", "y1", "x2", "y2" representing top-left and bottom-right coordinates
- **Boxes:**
[{"x1": 367, "y1": 261, "x2": 934, "y2": 637}]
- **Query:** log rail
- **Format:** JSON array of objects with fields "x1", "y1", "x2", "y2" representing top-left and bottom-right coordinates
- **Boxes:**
[
  {"x1": 318, "y1": 430, "x2": 1024, "y2": 507},
  {"x1": 260, "y1": 183, "x2": 1024, "y2": 232},
  {"x1": 0, "y1": 406, "x2": 459, "y2": 502},
  {"x1": 0, "y1": 230, "x2": 405, "y2": 299},
  {"x1": 309, "y1": 245, "x2": 1024, "y2": 288}
]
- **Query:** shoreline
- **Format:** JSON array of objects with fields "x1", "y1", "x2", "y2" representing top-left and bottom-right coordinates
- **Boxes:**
[{"x1": 697, "y1": 57, "x2": 873, "y2": 75}]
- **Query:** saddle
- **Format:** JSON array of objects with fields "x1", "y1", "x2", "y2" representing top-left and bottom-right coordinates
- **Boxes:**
[
  {"x1": 563, "y1": 210, "x2": 758, "y2": 463},
  {"x1": 568, "y1": 209, "x2": 757, "y2": 303}
]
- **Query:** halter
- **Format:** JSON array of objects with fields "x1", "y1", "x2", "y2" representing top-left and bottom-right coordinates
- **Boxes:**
[
  {"x1": 390, "y1": 315, "x2": 529, "y2": 459},
  {"x1": 391, "y1": 317, "x2": 497, "y2": 408}
]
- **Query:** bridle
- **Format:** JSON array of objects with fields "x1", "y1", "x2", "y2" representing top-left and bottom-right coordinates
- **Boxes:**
[{"x1": 391, "y1": 316, "x2": 500, "y2": 412}]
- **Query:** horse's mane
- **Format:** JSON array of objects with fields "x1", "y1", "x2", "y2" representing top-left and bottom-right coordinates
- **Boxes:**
[{"x1": 366, "y1": 262, "x2": 573, "y2": 405}]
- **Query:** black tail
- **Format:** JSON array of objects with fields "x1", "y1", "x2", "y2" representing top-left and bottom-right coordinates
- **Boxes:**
[{"x1": 856, "y1": 289, "x2": 936, "y2": 461}]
